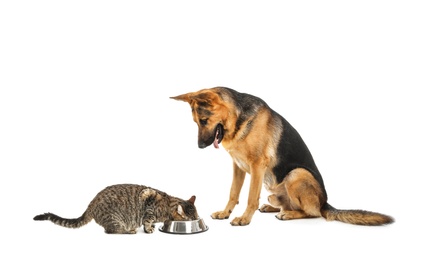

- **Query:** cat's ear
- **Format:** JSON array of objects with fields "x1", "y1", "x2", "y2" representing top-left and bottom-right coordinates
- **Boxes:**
[
  {"x1": 188, "y1": 195, "x2": 196, "y2": 204},
  {"x1": 177, "y1": 205, "x2": 184, "y2": 216}
]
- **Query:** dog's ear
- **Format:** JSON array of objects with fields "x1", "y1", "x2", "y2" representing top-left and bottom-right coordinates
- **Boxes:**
[
  {"x1": 170, "y1": 93, "x2": 192, "y2": 103},
  {"x1": 170, "y1": 91, "x2": 218, "y2": 103},
  {"x1": 170, "y1": 92, "x2": 211, "y2": 106},
  {"x1": 171, "y1": 90, "x2": 218, "y2": 107}
]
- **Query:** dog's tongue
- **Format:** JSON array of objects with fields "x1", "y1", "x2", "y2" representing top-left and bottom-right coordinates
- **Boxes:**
[
  {"x1": 214, "y1": 139, "x2": 219, "y2": 149},
  {"x1": 213, "y1": 130, "x2": 220, "y2": 149}
]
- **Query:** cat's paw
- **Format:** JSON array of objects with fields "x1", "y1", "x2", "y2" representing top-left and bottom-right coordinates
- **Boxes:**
[{"x1": 143, "y1": 225, "x2": 155, "y2": 234}]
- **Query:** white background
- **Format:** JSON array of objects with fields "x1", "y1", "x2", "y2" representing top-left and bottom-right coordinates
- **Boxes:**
[{"x1": 1, "y1": 1, "x2": 424, "y2": 259}]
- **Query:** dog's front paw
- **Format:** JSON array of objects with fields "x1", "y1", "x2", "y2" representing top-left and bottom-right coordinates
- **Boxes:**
[
  {"x1": 230, "y1": 216, "x2": 251, "y2": 226},
  {"x1": 211, "y1": 210, "x2": 231, "y2": 220}
]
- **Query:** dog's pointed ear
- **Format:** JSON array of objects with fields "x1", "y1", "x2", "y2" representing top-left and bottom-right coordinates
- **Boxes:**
[
  {"x1": 171, "y1": 90, "x2": 217, "y2": 106},
  {"x1": 170, "y1": 93, "x2": 192, "y2": 103}
]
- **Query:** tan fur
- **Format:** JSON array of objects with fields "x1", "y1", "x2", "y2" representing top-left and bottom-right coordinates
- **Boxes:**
[
  {"x1": 263, "y1": 168, "x2": 325, "y2": 220},
  {"x1": 171, "y1": 87, "x2": 394, "y2": 226}
]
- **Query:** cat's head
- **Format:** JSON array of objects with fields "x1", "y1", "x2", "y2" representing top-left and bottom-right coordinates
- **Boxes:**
[{"x1": 172, "y1": 195, "x2": 199, "y2": 221}]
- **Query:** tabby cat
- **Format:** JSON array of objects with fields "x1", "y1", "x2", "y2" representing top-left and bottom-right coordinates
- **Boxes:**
[{"x1": 33, "y1": 184, "x2": 199, "y2": 234}]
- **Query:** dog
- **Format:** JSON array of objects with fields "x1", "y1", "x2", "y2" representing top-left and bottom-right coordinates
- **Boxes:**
[{"x1": 171, "y1": 87, "x2": 394, "y2": 226}]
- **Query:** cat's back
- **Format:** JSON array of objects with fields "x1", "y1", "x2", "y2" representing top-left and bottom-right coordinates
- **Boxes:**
[{"x1": 89, "y1": 184, "x2": 147, "y2": 206}]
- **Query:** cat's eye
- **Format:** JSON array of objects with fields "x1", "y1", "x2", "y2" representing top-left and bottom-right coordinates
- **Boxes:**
[{"x1": 200, "y1": 119, "x2": 208, "y2": 126}]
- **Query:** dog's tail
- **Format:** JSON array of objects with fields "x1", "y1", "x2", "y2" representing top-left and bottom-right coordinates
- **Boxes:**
[
  {"x1": 33, "y1": 211, "x2": 92, "y2": 229},
  {"x1": 320, "y1": 203, "x2": 394, "y2": 226}
]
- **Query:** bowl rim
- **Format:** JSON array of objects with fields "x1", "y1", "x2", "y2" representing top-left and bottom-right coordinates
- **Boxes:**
[{"x1": 159, "y1": 219, "x2": 209, "y2": 235}]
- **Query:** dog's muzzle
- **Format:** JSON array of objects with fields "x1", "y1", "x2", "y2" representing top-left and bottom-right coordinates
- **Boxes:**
[{"x1": 198, "y1": 124, "x2": 224, "y2": 149}]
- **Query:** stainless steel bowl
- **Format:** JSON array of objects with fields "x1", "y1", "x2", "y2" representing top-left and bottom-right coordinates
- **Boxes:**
[{"x1": 159, "y1": 218, "x2": 208, "y2": 234}]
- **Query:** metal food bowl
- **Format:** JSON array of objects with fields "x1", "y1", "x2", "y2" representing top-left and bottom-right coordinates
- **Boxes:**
[{"x1": 159, "y1": 218, "x2": 208, "y2": 235}]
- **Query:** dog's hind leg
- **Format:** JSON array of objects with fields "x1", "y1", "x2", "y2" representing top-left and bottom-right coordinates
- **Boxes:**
[
  {"x1": 259, "y1": 193, "x2": 285, "y2": 213},
  {"x1": 260, "y1": 177, "x2": 289, "y2": 213},
  {"x1": 275, "y1": 196, "x2": 321, "y2": 221},
  {"x1": 259, "y1": 204, "x2": 280, "y2": 212},
  {"x1": 273, "y1": 168, "x2": 325, "y2": 221}
]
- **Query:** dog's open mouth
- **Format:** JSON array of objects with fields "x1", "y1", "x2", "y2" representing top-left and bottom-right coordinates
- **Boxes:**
[{"x1": 213, "y1": 124, "x2": 224, "y2": 149}]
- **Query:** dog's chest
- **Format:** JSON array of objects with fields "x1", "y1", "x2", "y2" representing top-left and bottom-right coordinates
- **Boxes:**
[
  {"x1": 235, "y1": 157, "x2": 250, "y2": 172},
  {"x1": 227, "y1": 151, "x2": 250, "y2": 172}
]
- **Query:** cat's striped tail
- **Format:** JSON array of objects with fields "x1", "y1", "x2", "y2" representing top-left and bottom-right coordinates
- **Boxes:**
[{"x1": 33, "y1": 211, "x2": 92, "y2": 229}]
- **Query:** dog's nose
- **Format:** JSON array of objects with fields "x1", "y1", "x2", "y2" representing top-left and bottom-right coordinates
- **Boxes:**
[{"x1": 198, "y1": 142, "x2": 207, "y2": 149}]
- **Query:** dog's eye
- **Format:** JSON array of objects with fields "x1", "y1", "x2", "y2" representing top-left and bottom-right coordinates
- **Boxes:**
[{"x1": 200, "y1": 119, "x2": 208, "y2": 126}]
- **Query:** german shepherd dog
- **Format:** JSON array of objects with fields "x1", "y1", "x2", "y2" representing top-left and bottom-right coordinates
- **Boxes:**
[{"x1": 171, "y1": 87, "x2": 394, "y2": 226}]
